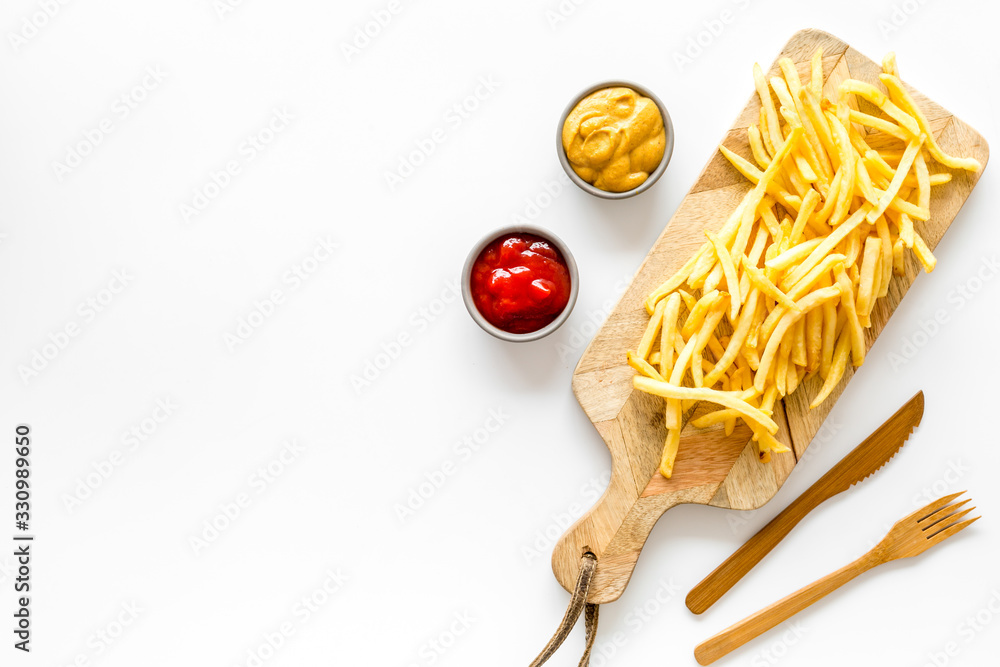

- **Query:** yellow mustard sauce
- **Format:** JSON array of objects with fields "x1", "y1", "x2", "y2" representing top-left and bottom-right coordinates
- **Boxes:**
[{"x1": 562, "y1": 87, "x2": 666, "y2": 192}]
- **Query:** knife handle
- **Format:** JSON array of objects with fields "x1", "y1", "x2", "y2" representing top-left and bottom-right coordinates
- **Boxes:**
[
  {"x1": 686, "y1": 486, "x2": 831, "y2": 614},
  {"x1": 694, "y1": 556, "x2": 871, "y2": 665}
]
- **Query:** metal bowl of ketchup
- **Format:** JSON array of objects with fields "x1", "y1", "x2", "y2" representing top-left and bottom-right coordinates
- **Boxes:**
[{"x1": 462, "y1": 224, "x2": 579, "y2": 342}]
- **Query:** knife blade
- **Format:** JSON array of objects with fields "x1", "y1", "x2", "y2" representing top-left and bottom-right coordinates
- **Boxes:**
[{"x1": 685, "y1": 390, "x2": 924, "y2": 615}]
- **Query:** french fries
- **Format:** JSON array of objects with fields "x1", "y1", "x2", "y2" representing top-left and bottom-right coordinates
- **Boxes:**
[{"x1": 630, "y1": 50, "x2": 980, "y2": 478}]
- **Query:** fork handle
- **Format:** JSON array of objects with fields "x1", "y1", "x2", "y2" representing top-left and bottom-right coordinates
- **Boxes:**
[
  {"x1": 687, "y1": 487, "x2": 829, "y2": 614},
  {"x1": 694, "y1": 556, "x2": 874, "y2": 665}
]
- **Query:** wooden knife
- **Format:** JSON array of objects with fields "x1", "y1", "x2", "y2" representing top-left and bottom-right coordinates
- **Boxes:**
[{"x1": 685, "y1": 391, "x2": 925, "y2": 615}]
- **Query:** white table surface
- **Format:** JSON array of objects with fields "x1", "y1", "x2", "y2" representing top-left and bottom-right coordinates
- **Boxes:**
[{"x1": 3, "y1": 1, "x2": 999, "y2": 665}]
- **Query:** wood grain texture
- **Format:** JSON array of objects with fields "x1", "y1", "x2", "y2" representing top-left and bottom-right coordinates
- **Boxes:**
[
  {"x1": 685, "y1": 392, "x2": 924, "y2": 615},
  {"x1": 551, "y1": 29, "x2": 988, "y2": 604},
  {"x1": 694, "y1": 491, "x2": 979, "y2": 664}
]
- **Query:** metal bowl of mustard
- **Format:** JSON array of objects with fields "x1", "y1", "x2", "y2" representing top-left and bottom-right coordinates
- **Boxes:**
[{"x1": 557, "y1": 80, "x2": 674, "y2": 200}]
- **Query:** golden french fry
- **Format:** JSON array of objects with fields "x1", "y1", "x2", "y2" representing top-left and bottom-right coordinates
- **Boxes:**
[
  {"x1": 691, "y1": 408, "x2": 742, "y2": 429},
  {"x1": 867, "y1": 261, "x2": 882, "y2": 322},
  {"x1": 875, "y1": 217, "x2": 893, "y2": 298},
  {"x1": 781, "y1": 203, "x2": 873, "y2": 291},
  {"x1": 665, "y1": 397, "x2": 681, "y2": 431},
  {"x1": 811, "y1": 47, "x2": 824, "y2": 96},
  {"x1": 677, "y1": 288, "x2": 697, "y2": 312},
  {"x1": 741, "y1": 127, "x2": 804, "y2": 234},
  {"x1": 799, "y1": 86, "x2": 837, "y2": 162},
  {"x1": 756, "y1": 427, "x2": 791, "y2": 455},
  {"x1": 820, "y1": 299, "x2": 838, "y2": 378},
  {"x1": 811, "y1": 169, "x2": 841, "y2": 230},
  {"x1": 682, "y1": 290, "x2": 722, "y2": 339},
  {"x1": 645, "y1": 244, "x2": 709, "y2": 313},
  {"x1": 764, "y1": 253, "x2": 847, "y2": 344},
  {"x1": 754, "y1": 63, "x2": 781, "y2": 155},
  {"x1": 825, "y1": 112, "x2": 856, "y2": 224},
  {"x1": 777, "y1": 59, "x2": 801, "y2": 98},
  {"x1": 704, "y1": 289, "x2": 760, "y2": 387},
  {"x1": 834, "y1": 265, "x2": 866, "y2": 366},
  {"x1": 688, "y1": 193, "x2": 752, "y2": 288},
  {"x1": 633, "y1": 376, "x2": 777, "y2": 435},
  {"x1": 719, "y1": 145, "x2": 803, "y2": 213},
  {"x1": 915, "y1": 150, "x2": 930, "y2": 213},
  {"x1": 879, "y1": 74, "x2": 982, "y2": 171},
  {"x1": 637, "y1": 297, "x2": 666, "y2": 360},
  {"x1": 838, "y1": 79, "x2": 921, "y2": 136},
  {"x1": 795, "y1": 119, "x2": 831, "y2": 187},
  {"x1": 746, "y1": 293, "x2": 766, "y2": 351},
  {"x1": 732, "y1": 366, "x2": 750, "y2": 393},
  {"x1": 755, "y1": 286, "x2": 841, "y2": 392},
  {"x1": 788, "y1": 253, "x2": 847, "y2": 301},
  {"x1": 628, "y1": 350, "x2": 664, "y2": 381},
  {"x1": 765, "y1": 237, "x2": 823, "y2": 272},
  {"x1": 775, "y1": 336, "x2": 790, "y2": 396},
  {"x1": 660, "y1": 426, "x2": 681, "y2": 478},
  {"x1": 856, "y1": 237, "x2": 882, "y2": 317},
  {"x1": 742, "y1": 257, "x2": 798, "y2": 311},
  {"x1": 748, "y1": 123, "x2": 771, "y2": 169},
  {"x1": 792, "y1": 148, "x2": 818, "y2": 184},
  {"x1": 759, "y1": 202, "x2": 782, "y2": 239},
  {"x1": 856, "y1": 154, "x2": 882, "y2": 204},
  {"x1": 892, "y1": 237, "x2": 906, "y2": 276},
  {"x1": 869, "y1": 134, "x2": 924, "y2": 223},
  {"x1": 810, "y1": 329, "x2": 852, "y2": 408},
  {"x1": 864, "y1": 150, "x2": 894, "y2": 183},
  {"x1": 759, "y1": 383, "x2": 779, "y2": 417},
  {"x1": 707, "y1": 334, "x2": 726, "y2": 365},
  {"x1": 900, "y1": 171, "x2": 949, "y2": 189},
  {"x1": 912, "y1": 231, "x2": 937, "y2": 272},
  {"x1": 659, "y1": 293, "x2": 681, "y2": 378},
  {"x1": 706, "y1": 230, "x2": 741, "y2": 320},
  {"x1": 848, "y1": 109, "x2": 911, "y2": 141},
  {"x1": 892, "y1": 210, "x2": 915, "y2": 248},
  {"x1": 805, "y1": 304, "x2": 823, "y2": 373},
  {"x1": 882, "y1": 52, "x2": 899, "y2": 77},
  {"x1": 630, "y1": 49, "x2": 976, "y2": 478},
  {"x1": 854, "y1": 155, "x2": 880, "y2": 207},
  {"x1": 786, "y1": 358, "x2": 801, "y2": 395},
  {"x1": 692, "y1": 299, "x2": 729, "y2": 387},
  {"x1": 758, "y1": 107, "x2": 776, "y2": 161},
  {"x1": 669, "y1": 334, "x2": 698, "y2": 387},
  {"x1": 740, "y1": 226, "x2": 770, "y2": 300},
  {"x1": 790, "y1": 188, "x2": 822, "y2": 244},
  {"x1": 844, "y1": 227, "x2": 863, "y2": 268},
  {"x1": 703, "y1": 261, "x2": 725, "y2": 294},
  {"x1": 779, "y1": 60, "x2": 831, "y2": 183},
  {"x1": 792, "y1": 316, "x2": 808, "y2": 367},
  {"x1": 887, "y1": 195, "x2": 929, "y2": 222}
]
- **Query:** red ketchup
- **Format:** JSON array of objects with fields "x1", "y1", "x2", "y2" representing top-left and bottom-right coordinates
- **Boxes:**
[{"x1": 470, "y1": 233, "x2": 572, "y2": 334}]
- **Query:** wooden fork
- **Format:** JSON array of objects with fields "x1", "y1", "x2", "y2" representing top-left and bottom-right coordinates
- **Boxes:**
[{"x1": 695, "y1": 492, "x2": 980, "y2": 665}]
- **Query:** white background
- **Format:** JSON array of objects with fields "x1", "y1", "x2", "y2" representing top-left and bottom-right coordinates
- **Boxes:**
[{"x1": 1, "y1": 0, "x2": 998, "y2": 666}]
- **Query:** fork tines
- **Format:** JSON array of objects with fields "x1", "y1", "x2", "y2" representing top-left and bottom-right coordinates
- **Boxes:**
[{"x1": 916, "y1": 491, "x2": 980, "y2": 541}]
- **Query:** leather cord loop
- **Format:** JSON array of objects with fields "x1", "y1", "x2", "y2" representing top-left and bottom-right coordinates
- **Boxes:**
[{"x1": 530, "y1": 553, "x2": 600, "y2": 667}]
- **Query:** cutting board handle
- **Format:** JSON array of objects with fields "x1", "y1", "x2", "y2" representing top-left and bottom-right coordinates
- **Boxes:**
[
  {"x1": 551, "y1": 419, "x2": 756, "y2": 604},
  {"x1": 552, "y1": 484, "x2": 682, "y2": 604}
]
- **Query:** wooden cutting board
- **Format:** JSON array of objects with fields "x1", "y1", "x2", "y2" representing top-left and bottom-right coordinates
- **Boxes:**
[{"x1": 551, "y1": 28, "x2": 988, "y2": 604}]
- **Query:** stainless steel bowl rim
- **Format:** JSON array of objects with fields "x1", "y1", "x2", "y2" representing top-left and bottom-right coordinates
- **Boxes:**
[
  {"x1": 461, "y1": 223, "x2": 580, "y2": 342},
  {"x1": 556, "y1": 79, "x2": 675, "y2": 200}
]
